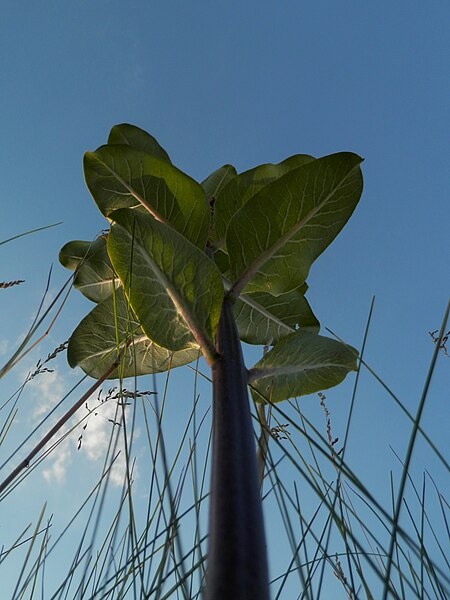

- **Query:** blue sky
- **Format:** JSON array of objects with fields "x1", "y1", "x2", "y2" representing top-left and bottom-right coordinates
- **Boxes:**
[{"x1": 0, "y1": 1, "x2": 448, "y2": 597}]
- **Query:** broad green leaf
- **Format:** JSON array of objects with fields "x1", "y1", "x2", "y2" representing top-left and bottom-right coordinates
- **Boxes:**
[
  {"x1": 201, "y1": 165, "x2": 237, "y2": 247},
  {"x1": 201, "y1": 164, "x2": 237, "y2": 198},
  {"x1": 215, "y1": 154, "x2": 315, "y2": 245},
  {"x1": 227, "y1": 153, "x2": 363, "y2": 297},
  {"x1": 213, "y1": 248, "x2": 231, "y2": 275},
  {"x1": 248, "y1": 331, "x2": 358, "y2": 403},
  {"x1": 84, "y1": 145, "x2": 209, "y2": 248},
  {"x1": 59, "y1": 239, "x2": 92, "y2": 271},
  {"x1": 107, "y1": 209, "x2": 223, "y2": 359},
  {"x1": 108, "y1": 123, "x2": 172, "y2": 164},
  {"x1": 233, "y1": 285, "x2": 319, "y2": 345},
  {"x1": 68, "y1": 287, "x2": 199, "y2": 379},
  {"x1": 59, "y1": 237, "x2": 117, "y2": 303}
]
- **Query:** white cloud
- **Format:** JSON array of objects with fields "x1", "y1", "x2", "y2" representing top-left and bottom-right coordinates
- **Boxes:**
[
  {"x1": 6, "y1": 315, "x2": 139, "y2": 487},
  {"x1": 79, "y1": 397, "x2": 134, "y2": 487},
  {"x1": 29, "y1": 368, "x2": 66, "y2": 418},
  {"x1": 36, "y1": 383, "x2": 137, "y2": 488},
  {"x1": 42, "y1": 435, "x2": 72, "y2": 483}
]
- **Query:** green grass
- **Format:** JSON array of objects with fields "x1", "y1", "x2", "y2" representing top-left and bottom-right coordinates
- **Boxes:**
[{"x1": 0, "y1": 239, "x2": 448, "y2": 598}]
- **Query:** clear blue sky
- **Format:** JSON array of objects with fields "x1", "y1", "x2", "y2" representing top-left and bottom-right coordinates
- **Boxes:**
[{"x1": 0, "y1": 2, "x2": 448, "y2": 597}]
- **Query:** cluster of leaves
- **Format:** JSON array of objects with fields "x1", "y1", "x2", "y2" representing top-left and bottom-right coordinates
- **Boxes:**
[{"x1": 60, "y1": 124, "x2": 363, "y2": 403}]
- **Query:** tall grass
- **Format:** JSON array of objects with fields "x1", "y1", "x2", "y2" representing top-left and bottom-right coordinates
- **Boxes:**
[{"x1": 1, "y1": 232, "x2": 448, "y2": 598}]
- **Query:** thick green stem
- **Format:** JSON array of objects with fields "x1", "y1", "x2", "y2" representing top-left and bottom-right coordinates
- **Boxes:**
[{"x1": 206, "y1": 298, "x2": 269, "y2": 600}]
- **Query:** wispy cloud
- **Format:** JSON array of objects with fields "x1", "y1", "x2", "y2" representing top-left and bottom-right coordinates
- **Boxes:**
[
  {"x1": 30, "y1": 374, "x2": 136, "y2": 487},
  {"x1": 77, "y1": 395, "x2": 134, "y2": 487},
  {"x1": 42, "y1": 436, "x2": 72, "y2": 483},
  {"x1": 30, "y1": 368, "x2": 66, "y2": 419}
]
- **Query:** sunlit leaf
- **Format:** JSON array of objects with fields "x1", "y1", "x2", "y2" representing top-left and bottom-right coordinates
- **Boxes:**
[
  {"x1": 201, "y1": 164, "x2": 237, "y2": 198},
  {"x1": 59, "y1": 239, "x2": 92, "y2": 271},
  {"x1": 68, "y1": 287, "x2": 199, "y2": 379},
  {"x1": 233, "y1": 285, "x2": 319, "y2": 345},
  {"x1": 84, "y1": 145, "x2": 209, "y2": 248},
  {"x1": 215, "y1": 154, "x2": 314, "y2": 245},
  {"x1": 107, "y1": 209, "x2": 223, "y2": 358},
  {"x1": 108, "y1": 123, "x2": 172, "y2": 163},
  {"x1": 248, "y1": 331, "x2": 358, "y2": 403},
  {"x1": 227, "y1": 152, "x2": 363, "y2": 297},
  {"x1": 202, "y1": 165, "x2": 237, "y2": 247},
  {"x1": 59, "y1": 237, "x2": 116, "y2": 303}
]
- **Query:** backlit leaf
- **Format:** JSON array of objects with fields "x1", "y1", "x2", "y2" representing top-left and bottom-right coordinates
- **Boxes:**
[
  {"x1": 227, "y1": 152, "x2": 363, "y2": 297},
  {"x1": 233, "y1": 285, "x2": 319, "y2": 345},
  {"x1": 59, "y1": 237, "x2": 116, "y2": 303},
  {"x1": 215, "y1": 154, "x2": 314, "y2": 245},
  {"x1": 68, "y1": 287, "x2": 199, "y2": 379},
  {"x1": 202, "y1": 165, "x2": 237, "y2": 247},
  {"x1": 84, "y1": 145, "x2": 209, "y2": 248},
  {"x1": 107, "y1": 209, "x2": 223, "y2": 358},
  {"x1": 201, "y1": 164, "x2": 237, "y2": 198},
  {"x1": 248, "y1": 331, "x2": 358, "y2": 403},
  {"x1": 108, "y1": 123, "x2": 172, "y2": 163}
]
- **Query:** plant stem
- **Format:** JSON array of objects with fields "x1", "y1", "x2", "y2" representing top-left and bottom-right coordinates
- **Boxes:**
[{"x1": 206, "y1": 297, "x2": 269, "y2": 600}]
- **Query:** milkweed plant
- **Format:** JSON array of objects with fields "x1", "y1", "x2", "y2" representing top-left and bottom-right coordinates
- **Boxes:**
[{"x1": 58, "y1": 124, "x2": 364, "y2": 599}]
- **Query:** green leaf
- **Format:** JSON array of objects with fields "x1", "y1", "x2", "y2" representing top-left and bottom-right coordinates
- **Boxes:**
[
  {"x1": 248, "y1": 331, "x2": 358, "y2": 403},
  {"x1": 59, "y1": 237, "x2": 117, "y2": 303},
  {"x1": 84, "y1": 145, "x2": 209, "y2": 248},
  {"x1": 233, "y1": 285, "x2": 319, "y2": 345},
  {"x1": 107, "y1": 209, "x2": 223, "y2": 361},
  {"x1": 213, "y1": 248, "x2": 231, "y2": 275},
  {"x1": 68, "y1": 287, "x2": 199, "y2": 379},
  {"x1": 215, "y1": 154, "x2": 315, "y2": 245},
  {"x1": 202, "y1": 165, "x2": 237, "y2": 247},
  {"x1": 227, "y1": 152, "x2": 363, "y2": 297},
  {"x1": 201, "y1": 164, "x2": 237, "y2": 198},
  {"x1": 59, "y1": 239, "x2": 92, "y2": 271},
  {"x1": 108, "y1": 123, "x2": 172, "y2": 164}
]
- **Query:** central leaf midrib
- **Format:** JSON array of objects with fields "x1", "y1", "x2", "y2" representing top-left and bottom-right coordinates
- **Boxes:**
[
  {"x1": 223, "y1": 277, "x2": 296, "y2": 335},
  {"x1": 99, "y1": 155, "x2": 169, "y2": 226},
  {"x1": 118, "y1": 226, "x2": 213, "y2": 355},
  {"x1": 77, "y1": 279, "x2": 120, "y2": 290},
  {"x1": 80, "y1": 333, "x2": 150, "y2": 362},
  {"x1": 248, "y1": 362, "x2": 350, "y2": 383}
]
